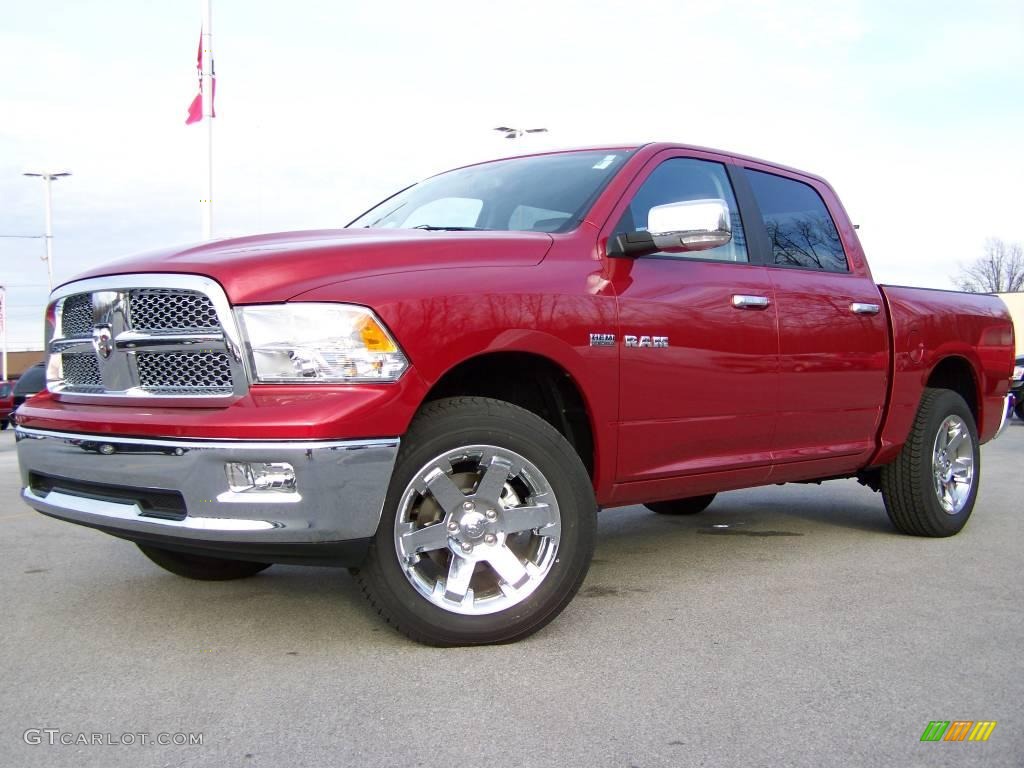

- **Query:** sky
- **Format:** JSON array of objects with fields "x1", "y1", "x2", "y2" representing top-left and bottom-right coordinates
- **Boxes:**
[{"x1": 1, "y1": 0, "x2": 1022, "y2": 350}]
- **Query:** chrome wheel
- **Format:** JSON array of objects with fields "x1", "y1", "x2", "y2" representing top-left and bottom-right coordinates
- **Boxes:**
[
  {"x1": 931, "y1": 415, "x2": 974, "y2": 515},
  {"x1": 394, "y1": 444, "x2": 562, "y2": 616}
]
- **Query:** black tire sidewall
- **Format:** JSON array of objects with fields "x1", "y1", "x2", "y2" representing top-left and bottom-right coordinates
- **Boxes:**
[
  {"x1": 913, "y1": 391, "x2": 980, "y2": 535},
  {"x1": 362, "y1": 398, "x2": 596, "y2": 645}
]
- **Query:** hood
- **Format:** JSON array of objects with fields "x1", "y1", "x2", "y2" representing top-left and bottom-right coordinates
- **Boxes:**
[{"x1": 69, "y1": 229, "x2": 554, "y2": 303}]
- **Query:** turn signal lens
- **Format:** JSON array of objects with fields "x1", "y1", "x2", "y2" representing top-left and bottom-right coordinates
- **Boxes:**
[{"x1": 359, "y1": 316, "x2": 398, "y2": 353}]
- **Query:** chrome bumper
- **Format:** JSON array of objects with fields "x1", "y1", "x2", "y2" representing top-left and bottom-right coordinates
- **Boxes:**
[
  {"x1": 995, "y1": 393, "x2": 1013, "y2": 439},
  {"x1": 16, "y1": 427, "x2": 399, "y2": 544}
]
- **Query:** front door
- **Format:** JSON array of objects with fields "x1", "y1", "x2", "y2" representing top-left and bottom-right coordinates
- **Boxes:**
[{"x1": 606, "y1": 152, "x2": 780, "y2": 486}]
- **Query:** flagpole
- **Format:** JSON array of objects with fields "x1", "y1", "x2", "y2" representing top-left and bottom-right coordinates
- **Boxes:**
[{"x1": 201, "y1": 0, "x2": 214, "y2": 239}]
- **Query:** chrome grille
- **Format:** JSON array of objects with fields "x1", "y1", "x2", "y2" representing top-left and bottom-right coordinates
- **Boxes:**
[
  {"x1": 62, "y1": 353, "x2": 102, "y2": 389},
  {"x1": 129, "y1": 288, "x2": 219, "y2": 332},
  {"x1": 136, "y1": 352, "x2": 233, "y2": 393},
  {"x1": 61, "y1": 294, "x2": 94, "y2": 337},
  {"x1": 48, "y1": 275, "x2": 247, "y2": 400}
]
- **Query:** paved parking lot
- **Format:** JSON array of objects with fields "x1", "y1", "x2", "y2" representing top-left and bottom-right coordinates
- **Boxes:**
[{"x1": 0, "y1": 422, "x2": 1021, "y2": 767}]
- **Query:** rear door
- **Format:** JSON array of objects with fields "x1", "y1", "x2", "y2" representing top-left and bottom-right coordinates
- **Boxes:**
[
  {"x1": 736, "y1": 166, "x2": 889, "y2": 476},
  {"x1": 607, "y1": 150, "x2": 779, "y2": 485}
]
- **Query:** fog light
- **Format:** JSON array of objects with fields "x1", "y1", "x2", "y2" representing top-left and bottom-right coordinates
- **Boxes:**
[{"x1": 224, "y1": 462, "x2": 297, "y2": 494}]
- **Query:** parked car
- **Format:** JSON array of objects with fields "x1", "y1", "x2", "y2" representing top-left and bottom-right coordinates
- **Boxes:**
[
  {"x1": 11, "y1": 363, "x2": 46, "y2": 413},
  {"x1": 14, "y1": 143, "x2": 1017, "y2": 645},
  {"x1": 0, "y1": 380, "x2": 12, "y2": 429},
  {"x1": 1012, "y1": 355, "x2": 1023, "y2": 419}
]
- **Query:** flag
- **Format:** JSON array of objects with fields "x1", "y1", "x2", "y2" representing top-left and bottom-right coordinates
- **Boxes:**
[{"x1": 185, "y1": 31, "x2": 215, "y2": 124}]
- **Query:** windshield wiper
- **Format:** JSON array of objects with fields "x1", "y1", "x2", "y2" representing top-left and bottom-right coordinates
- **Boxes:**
[{"x1": 411, "y1": 225, "x2": 488, "y2": 231}]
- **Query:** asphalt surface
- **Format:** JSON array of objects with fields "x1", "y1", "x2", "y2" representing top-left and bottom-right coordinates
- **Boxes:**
[{"x1": 0, "y1": 422, "x2": 1021, "y2": 768}]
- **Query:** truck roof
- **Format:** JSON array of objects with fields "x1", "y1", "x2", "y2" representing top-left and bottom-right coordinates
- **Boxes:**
[{"x1": 441, "y1": 142, "x2": 832, "y2": 187}]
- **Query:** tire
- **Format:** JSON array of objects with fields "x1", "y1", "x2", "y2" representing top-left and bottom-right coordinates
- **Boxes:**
[
  {"x1": 880, "y1": 388, "x2": 980, "y2": 537},
  {"x1": 645, "y1": 494, "x2": 716, "y2": 515},
  {"x1": 0, "y1": 420, "x2": 8, "y2": 430},
  {"x1": 1015, "y1": 400, "x2": 1024, "y2": 421},
  {"x1": 353, "y1": 397, "x2": 597, "y2": 646},
  {"x1": 137, "y1": 544, "x2": 272, "y2": 580}
]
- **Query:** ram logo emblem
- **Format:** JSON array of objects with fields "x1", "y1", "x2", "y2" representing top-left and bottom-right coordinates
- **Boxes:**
[{"x1": 624, "y1": 335, "x2": 669, "y2": 348}]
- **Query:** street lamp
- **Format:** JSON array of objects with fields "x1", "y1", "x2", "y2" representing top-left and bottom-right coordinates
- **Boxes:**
[
  {"x1": 23, "y1": 171, "x2": 71, "y2": 290},
  {"x1": 493, "y1": 127, "x2": 549, "y2": 139}
]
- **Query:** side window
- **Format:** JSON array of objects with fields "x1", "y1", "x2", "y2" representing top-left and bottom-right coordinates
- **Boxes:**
[
  {"x1": 613, "y1": 158, "x2": 748, "y2": 262},
  {"x1": 744, "y1": 169, "x2": 848, "y2": 272}
]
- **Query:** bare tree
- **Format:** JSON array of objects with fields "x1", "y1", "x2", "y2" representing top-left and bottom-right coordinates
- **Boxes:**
[{"x1": 955, "y1": 238, "x2": 1024, "y2": 293}]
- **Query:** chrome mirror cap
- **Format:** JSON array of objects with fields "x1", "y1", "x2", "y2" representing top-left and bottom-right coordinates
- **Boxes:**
[{"x1": 648, "y1": 198, "x2": 732, "y2": 253}]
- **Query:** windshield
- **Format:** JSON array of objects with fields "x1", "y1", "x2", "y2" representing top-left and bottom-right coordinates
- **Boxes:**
[{"x1": 348, "y1": 150, "x2": 633, "y2": 233}]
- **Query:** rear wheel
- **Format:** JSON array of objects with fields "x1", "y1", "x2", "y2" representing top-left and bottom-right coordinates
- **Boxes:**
[
  {"x1": 645, "y1": 494, "x2": 716, "y2": 515},
  {"x1": 1015, "y1": 400, "x2": 1024, "y2": 420},
  {"x1": 880, "y1": 388, "x2": 979, "y2": 537},
  {"x1": 354, "y1": 397, "x2": 596, "y2": 646},
  {"x1": 137, "y1": 545, "x2": 272, "y2": 580}
]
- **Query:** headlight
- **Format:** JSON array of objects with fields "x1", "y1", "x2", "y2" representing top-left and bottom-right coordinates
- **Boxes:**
[
  {"x1": 237, "y1": 303, "x2": 408, "y2": 382},
  {"x1": 1014, "y1": 365, "x2": 1024, "y2": 382}
]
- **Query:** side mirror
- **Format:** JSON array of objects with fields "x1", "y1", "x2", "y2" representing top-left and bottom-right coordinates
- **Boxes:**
[{"x1": 607, "y1": 198, "x2": 732, "y2": 258}]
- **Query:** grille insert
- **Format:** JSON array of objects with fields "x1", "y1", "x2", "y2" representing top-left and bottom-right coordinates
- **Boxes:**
[
  {"x1": 129, "y1": 289, "x2": 220, "y2": 332},
  {"x1": 61, "y1": 294, "x2": 94, "y2": 337},
  {"x1": 136, "y1": 351, "x2": 234, "y2": 393},
  {"x1": 62, "y1": 353, "x2": 102, "y2": 389}
]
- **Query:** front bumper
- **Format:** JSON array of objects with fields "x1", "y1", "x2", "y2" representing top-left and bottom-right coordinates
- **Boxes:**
[{"x1": 16, "y1": 427, "x2": 399, "y2": 561}]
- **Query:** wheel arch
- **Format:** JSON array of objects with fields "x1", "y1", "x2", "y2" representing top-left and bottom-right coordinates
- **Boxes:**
[
  {"x1": 926, "y1": 355, "x2": 980, "y2": 425},
  {"x1": 870, "y1": 351, "x2": 985, "y2": 467},
  {"x1": 421, "y1": 351, "x2": 598, "y2": 481}
]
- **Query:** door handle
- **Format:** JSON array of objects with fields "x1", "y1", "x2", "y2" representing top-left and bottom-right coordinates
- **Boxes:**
[
  {"x1": 731, "y1": 294, "x2": 770, "y2": 309},
  {"x1": 850, "y1": 302, "x2": 881, "y2": 315}
]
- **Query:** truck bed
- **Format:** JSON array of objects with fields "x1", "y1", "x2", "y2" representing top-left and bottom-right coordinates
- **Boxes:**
[{"x1": 873, "y1": 285, "x2": 1014, "y2": 465}]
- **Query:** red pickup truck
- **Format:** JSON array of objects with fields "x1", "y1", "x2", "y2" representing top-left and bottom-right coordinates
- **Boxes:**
[{"x1": 15, "y1": 143, "x2": 1015, "y2": 645}]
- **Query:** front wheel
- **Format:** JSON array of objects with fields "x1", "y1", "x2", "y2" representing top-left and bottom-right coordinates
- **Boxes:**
[
  {"x1": 0, "y1": 419, "x2": 8, "y2": 430},
  {"x1": 354, "y1": 397, "x2": 597, "y2": 646},
  {"x1": 880, "y1": 388, "x2": 979, "y2": 537},
  {"x1": 137, "y1": 545, "x2": 272, "y2": 580}
]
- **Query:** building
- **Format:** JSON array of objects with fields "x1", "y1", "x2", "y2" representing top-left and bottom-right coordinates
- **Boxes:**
[
  {"x1": 3, "y1": 349, "x2": 45, "y2": 380},
  {"x1": 995, "y1": 292, "x2": 1024, "y2": 355}
]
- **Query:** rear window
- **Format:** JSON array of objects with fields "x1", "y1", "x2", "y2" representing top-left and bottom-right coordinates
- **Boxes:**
[{"x1": 744, "y1": 169, "x2": 848, "y2": 272}]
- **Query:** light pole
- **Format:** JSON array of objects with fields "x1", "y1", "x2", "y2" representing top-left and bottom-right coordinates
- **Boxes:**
[
  {"x1": 23, "y1": 171, "x2": 71, "y2": 290},
  {"x1": 0, "y1": 285, "x2": 7, "y2": 382}
]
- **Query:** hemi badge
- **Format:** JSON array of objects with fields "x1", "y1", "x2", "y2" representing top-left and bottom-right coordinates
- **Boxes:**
[{"x1": 589, "y1": 333, "x2": 616, "y2": 347}]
